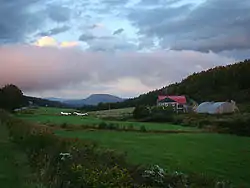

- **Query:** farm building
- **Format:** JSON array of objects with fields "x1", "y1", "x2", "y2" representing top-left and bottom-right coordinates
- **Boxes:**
[
  {"x1": 196, "y1": 101, "x2": 239, "y2": 114},
  {"x1": 157, "y1": 95, "x2": 187, "y2": 112}
]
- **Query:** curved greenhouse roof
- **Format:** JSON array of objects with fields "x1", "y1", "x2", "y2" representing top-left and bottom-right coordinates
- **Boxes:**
[{"x1": 196, "y1": 102, "x2": 237, "y2": 114}]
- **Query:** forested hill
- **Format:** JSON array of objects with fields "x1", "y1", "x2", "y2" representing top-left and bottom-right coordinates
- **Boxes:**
[
  {"x1": 25, "y1": 96, "x2": 70, "y2": 108},
  {"x1": 166, "y1": 59, "x2": 250, "y2": 103},
  {"x1": 87, "y1": 59, "x2": 250, "y2": 110}
]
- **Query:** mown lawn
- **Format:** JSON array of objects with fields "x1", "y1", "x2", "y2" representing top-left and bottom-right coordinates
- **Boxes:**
[
  {"x1": 17, "y1": 113, "x2": 197, "y2": 131},
  {"x1": 0, "y1": 124, "x2": 36, "y2": 188},
  {"x1": 56, "y1": 130, "x2": 250, "y2": 187}
]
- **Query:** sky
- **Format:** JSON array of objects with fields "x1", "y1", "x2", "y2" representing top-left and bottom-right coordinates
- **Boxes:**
[{"x1": 0, "y1": 0, "x2": 249, "y2": 99}]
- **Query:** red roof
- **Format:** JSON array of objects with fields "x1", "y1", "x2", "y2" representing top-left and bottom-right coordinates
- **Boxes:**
[{"x1": 158, "y1": 95, "x2": 187, "y2": 104}]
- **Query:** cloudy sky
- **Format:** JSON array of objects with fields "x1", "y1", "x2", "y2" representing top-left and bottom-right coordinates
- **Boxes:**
[{"x1": 0, "y1": 0, "x2": 249, "y2": 99}]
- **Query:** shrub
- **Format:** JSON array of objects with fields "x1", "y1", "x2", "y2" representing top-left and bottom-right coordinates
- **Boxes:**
[
  {"x1": 98, "y1": 122, "x2": 108, "y2": 129},
  {"x1": 0, "y1": 114, "x2": 136, "y2": 188},
  {"x1": 147, "y1": 106, "x2": 174, "y2": 122},
  {"x1": 140, "y1": 125, "x2": 147, "y2": 132},
  {"x1": 133, "y1": 105, "x2": 150, "y2": 119},
  {"x1": 215, "y1": 115, "x2": 250, "y2": 136},
  {"x1": 128, "y1": 125, "x2": 134, "y2": 130},
  {"x1": 172, "y1": 116, "x2": 183, "y2": 125},
  {"x1": 107, "y1": 123, "x2": 116, "y2": 130},
  {"x1": 81, "y1": 124, "x2": 94, "y2": 129},
  {"x1": 48, "y1": 123, "x2": 55, "y2": 127},
  {"x1": 142, "y1": 165, "x2": 189, "y2": 187},
  {"x1": 60, "y1": 122, "x2": 68, "y2": 128}
]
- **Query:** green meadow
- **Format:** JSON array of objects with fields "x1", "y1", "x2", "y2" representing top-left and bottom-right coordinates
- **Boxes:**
[{"x1": 15, "y1": 107, "x2": 250, "y2": 187}]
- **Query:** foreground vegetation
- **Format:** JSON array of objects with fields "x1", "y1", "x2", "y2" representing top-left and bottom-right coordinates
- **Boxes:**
[
  {"x1": 1, "y1": 110, "x2": 233, "y2": 188},
  {"x1": 13, "y1": 107, "x2": 250, "y2": 187},
  {"x1": 0, "y1": 122, "x2": 36, "y2": 188},
  {"x1": 56, "y1": 130, "x2": 250, "y2": 187}
]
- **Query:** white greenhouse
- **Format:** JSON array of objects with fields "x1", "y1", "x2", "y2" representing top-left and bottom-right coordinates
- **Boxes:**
[{"x1": 196, "y1": 101, "x2": 239, "y2": 114}]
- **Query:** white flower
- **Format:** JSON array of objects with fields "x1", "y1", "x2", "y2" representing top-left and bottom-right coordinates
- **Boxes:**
[{"x1": 59, "y1": 152, "x2": 72, "y2": 160}]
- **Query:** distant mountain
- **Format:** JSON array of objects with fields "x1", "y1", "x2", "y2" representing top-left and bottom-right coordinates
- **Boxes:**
[
  {"x1": 46, "y1": 94, "x2": 124, "y2": 107},
  {"x1": 84, "y1": 94, "x2": 124, "y2": 105},
  {"x1": 45, "y1": 97, "x2": 69, "y2": 103}
]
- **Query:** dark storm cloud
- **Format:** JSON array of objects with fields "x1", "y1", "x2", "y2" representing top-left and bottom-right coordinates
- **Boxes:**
[
  {"x1": 38, "y1": 25, "x2": 70, "y2": 36},
  {"x1": 0, "y1": 0, "x2": 45, "y2": 43},
  {"x1": 0, "y1": 0, "x2": 74, "y2": 44},
  {"x1": 128, "y1": 4, "x2": 192, "y2": 31},
  {"x1": 128, "y1": 0, "x2": 250, "y2": 52},
  {"x1": 113, "y1": 28, "x2": 124, "y2": 35},
  {"x1": 78, "y1": 34, "x2": 113, "y2": 42},
  {"x1": 79, "y1": 34, "x2": 96, "y2": 41},
  {"x1": 78, "y1": 33, "x2": 136, "y2": 52}
]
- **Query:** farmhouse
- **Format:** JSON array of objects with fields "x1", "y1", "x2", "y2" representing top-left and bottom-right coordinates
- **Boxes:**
[{"x1": 157, "y1": 95, "x2": 187, "y2": 112}]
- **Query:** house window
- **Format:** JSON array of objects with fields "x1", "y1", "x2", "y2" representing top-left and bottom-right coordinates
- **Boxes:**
[{"x1": 178, "y1": 104, "x2": 183, "y2": 108}]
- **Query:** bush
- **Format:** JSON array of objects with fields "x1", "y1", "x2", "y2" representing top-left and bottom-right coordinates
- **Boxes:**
[
  {"x1": 107, "y1": 123, "x2": 119, "y2": 130},
  {"x1": 128, "y1": 125, "x2": 134, "y2": 130},
  {"x1": 172, "y1": 116, "x2": 184, "y2": 125},
  {"x1": 147, "y1": 106, "x2": 174, "y2": 122},
  {"x1": 60, "y1": 122, "x2": 68, "y2": 128},
  {"x1": 215, "y1": 115, "x2": 250, "y2": 136},
  {"x1": 0, "y1": 114, "x2": 136, "y2": 188},
  {"x1": 133, "y1": 105, "x2": 150, "y2": 119},
  {"x1": 98, "y1": 122, "x2": 108, "y2": 129},
  {"x1": 140, "y1": 125, "x2": 147, "y2": 132}
]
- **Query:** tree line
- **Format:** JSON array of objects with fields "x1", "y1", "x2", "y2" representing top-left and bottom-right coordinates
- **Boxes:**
[{"x1": 0, "y1": 84, "x2": 69, "y2": 111}]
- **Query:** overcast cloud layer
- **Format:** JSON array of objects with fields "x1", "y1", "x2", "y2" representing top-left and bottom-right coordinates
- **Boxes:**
[{"x1": 0, "y1": 0, "x2": 249, "y2": 98}]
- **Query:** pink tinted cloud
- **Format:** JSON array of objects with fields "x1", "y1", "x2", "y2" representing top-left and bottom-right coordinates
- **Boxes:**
[{"x1": 0, "y1": 45, "x2": 235, "y2": 98}]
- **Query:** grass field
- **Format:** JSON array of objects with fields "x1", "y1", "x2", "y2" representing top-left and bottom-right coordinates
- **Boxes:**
[
  {"x1": 56, "y1": 130, "x2": 250, "y2": 187},
  {"x1": 17, "y1": 113, "x2": 197, "y2": 131},
  {"x1": 15, "y1": 107, "x2": 198, "y2": 131},
  {"x1": 15, "y1": 107, "x2": 250, "y2": 186},
  {"x1": 0, "y1": 123, "x2": 35, "y2": 188},
  {"x1": 23, "y1": 107, "x2": 73, "y2": 115}
]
